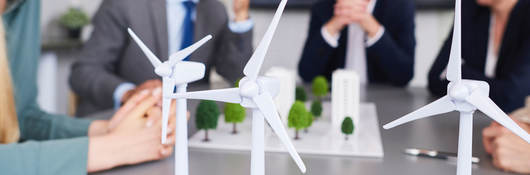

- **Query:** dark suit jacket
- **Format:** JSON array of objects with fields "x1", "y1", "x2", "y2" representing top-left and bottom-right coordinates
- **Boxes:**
[
  {"x1": 428, "y1": 0, "x2": 530, "y2": 113},
  {"x1": 69, "y1": 0, "x2": 253, "y2": 116},
  {"x1": 298, "y1": 0, "x2": 416, "y2": 86}
]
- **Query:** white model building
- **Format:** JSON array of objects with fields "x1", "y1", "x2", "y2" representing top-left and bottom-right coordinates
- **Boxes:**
[
  {"x1": 265, "y1": 67, "x2": 296, "y2": 125},
  {"x1": 332, "y1": 70, "x2": 360, "y2": 133}
]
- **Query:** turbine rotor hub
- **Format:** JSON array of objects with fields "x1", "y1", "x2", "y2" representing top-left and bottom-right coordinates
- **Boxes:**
[
  {"x1": 240, "y1": 78, "x2": 260, "y2": 98},
  {"x1": 155, "y1": 63, "x2": 173, "y2": 77},
  {"x1": 449, "y1": 82, "x2": 470, "y2": 101}
]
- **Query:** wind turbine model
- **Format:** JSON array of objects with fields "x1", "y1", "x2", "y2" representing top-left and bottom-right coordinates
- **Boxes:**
[
  {"x1": 171, "y1": 0, "x2": 306, "y2": 174},
  {"x1": 383, "y1": 0, "x2": 530, "y2": 175},
  {"x1": 128, "y1": 28, "x2": 211, "y2": 175}
]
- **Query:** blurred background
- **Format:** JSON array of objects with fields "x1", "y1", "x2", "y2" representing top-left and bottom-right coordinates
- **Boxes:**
[{"x1": 38, "y1": 0, "x2": 454, "y2": 116}]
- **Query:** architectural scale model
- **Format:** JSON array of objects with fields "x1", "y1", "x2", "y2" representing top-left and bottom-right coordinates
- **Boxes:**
[
  {"x1": 331, "y1": 70, "x2": 360, "y2": 134},
  {"x1": 128, "y1": 29, "x2": 211, "y2": 175},
  {"x1": 171, "y1": 0, "x2": 307, "y2": 174},
  {"x1": 265, "y1": 67, "x2": 296, "y2": 124},
  {"x1": 383, "y1": 0, "x2": 530, "y2": 174}
]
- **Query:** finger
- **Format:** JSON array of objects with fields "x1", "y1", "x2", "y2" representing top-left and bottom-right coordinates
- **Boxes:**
[
  {"x1": 129, "y1": 95, "x2": 159, "y2": 120},
  {"x1": 483, "y1": 125, "x2": 507, "y2": 138},
  {"x1": 187, "y1": 111, "x2": 190, "y2": 121},
  {"x1": 146, "y1": 106, "x2": 163, "y2": 128},
  {"x1": 163, "y1": 134, "x2": 176, "y2": 146},
  {"x1": 109, "y1": 89, "x2": 151, "y2": 129},
  {"x1": 160, "y1": 145, "x2": 174, "y2": 158}
]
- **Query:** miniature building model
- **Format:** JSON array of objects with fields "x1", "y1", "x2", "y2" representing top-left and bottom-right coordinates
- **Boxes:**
[
  {"x1": 332, "y1": 70, "x2": 360, "y2": 133},
  {"x1": 266, "y1": 67, "x2": 296, "y2": 125}
]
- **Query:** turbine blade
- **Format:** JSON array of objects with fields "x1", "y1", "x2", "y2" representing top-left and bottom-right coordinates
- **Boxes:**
[
  {"x1": 161, "y1": 98, "x2": 171, "y2": 143},
  {"x1": 243, "y1": 0, "x2": 288, "y2": 80},
  {"x1": 466, "y1": 92, "x2": 530, "y2": 143},
  {"x1": 161, "y1": 77, "x2": 174, "y2": 143},
  {"x1": 446, "y1": 0, "x2": 462, "y2": 82},
  {"x1": 170, "y1": 88, "x2": 242, "y2": 104},
  {"x1": 383, "y1": 96, "x2": 456, "y2": 129},
  {"x1": 168, "y1": 35, "x2": 213, "y2": 66},
  {"x1": 127, "y1": 28, "x2": 162, "y2": 67},
  {"x1": 253, "y1": 92, "x2": 307, "y2": 173}
]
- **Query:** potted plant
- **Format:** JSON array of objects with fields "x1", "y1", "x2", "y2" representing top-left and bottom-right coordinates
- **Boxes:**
[{"x1": 59, "y1": 8, "x2": 90, "y2": 39}]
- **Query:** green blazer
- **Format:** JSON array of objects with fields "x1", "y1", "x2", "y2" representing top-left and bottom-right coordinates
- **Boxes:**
[{"x1": 0, "y1": 0, "x2": 93, "y2": 174}]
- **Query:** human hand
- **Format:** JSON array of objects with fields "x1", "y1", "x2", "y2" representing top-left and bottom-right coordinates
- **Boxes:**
[
  {"x1": 333, "y1": 0, "x2": 381, "y2": 37},
  {"x1": 87, "y1": 90, "x2": 177, "y2": 172},
  {"x1": 233, "y1": 0, "x2": 250, "y2": 22},
  {"x1": 121, "y1": 79, "x2": 162, "y2": 103},
  {"x1": 483, "y1": 120, "x2": 530, "y2": 173}
]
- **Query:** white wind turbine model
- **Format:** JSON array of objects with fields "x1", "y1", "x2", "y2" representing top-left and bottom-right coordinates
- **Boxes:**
[
  {"x1": 128, "y1": 28, "x2": 211, "y2": 175},
  {"x1": 383, "y1": 0, "x2": 530, "y2": 174},
  {"x1": 171, "y1": 0, "x2": 306, "y2": 174}
]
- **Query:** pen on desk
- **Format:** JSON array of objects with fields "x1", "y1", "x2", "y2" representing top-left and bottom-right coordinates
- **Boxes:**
[{"x1": 404, "y1": 148, "x2": 480, "y2": 164}]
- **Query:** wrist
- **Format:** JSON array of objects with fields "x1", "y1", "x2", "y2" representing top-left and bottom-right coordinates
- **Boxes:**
[
  {"x1": 324, "y1": 19, "x2": 345, "y2": 37},
  {"x1": 87, "y1": 135, "x2": 123, "y2": 172},
  {"x1": 360, "y1": 15, "x2": 381, "y2": 38},
  {"x1": 234, "y1": 10, "x2": 249, "y2": 22},
  {"x1": 88, "y1": 120, "x2": 109, "y2": 137}
]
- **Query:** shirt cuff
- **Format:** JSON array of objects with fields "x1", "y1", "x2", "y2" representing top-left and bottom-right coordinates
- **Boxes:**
[
  {"x1": 321, "y1": 26, "x2": 340, "y2": 48},
  {"x1": 229, "y1": 19, "x2": 254, "y2": 34},
  {"x1": 113, "y1": 82, "x2": 136, "y2": 109},
  {"x1": 366, "y1": 26, "x2": 385, "y2": 47}
]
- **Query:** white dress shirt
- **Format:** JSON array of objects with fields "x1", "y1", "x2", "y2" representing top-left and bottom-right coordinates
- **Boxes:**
[
  {"x1": 485, "y1": 15, "x2": 499, "y2": 78},
  {"x1": 321, "y1": 0, "x2": 382, "y2": 84}
]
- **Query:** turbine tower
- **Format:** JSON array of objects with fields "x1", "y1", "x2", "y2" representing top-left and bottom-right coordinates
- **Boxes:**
[
  {"x1": 383, "y1": 0, "x2": 530, "y2": 175},
  {"x1": 128, "y1": 29, "x2": 211, "y2": 175},
  {"x1": 171, "y1": 0, "x2": 307, "y2": 174}
]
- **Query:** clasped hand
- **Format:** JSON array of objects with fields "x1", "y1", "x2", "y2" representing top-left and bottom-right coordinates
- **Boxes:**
[
  {"x1": 483, "y1": 120, "x2": 530, "y2": 174},
  {"x1": 87, "y1": 86, "x2": 184, "y2": 172},
  {"x1": 325, "y1": 0, "x2": 381, "y2": 37}
]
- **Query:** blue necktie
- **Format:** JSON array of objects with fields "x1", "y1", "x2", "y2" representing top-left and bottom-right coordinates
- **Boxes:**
[{"x1": 181, "y1": 1, "x2": 195, "y2": 61}]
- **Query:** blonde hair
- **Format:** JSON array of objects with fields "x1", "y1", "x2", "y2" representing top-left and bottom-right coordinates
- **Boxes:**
[{"x1": 0, "y1": 18, "x2": 20, "y2": 144}]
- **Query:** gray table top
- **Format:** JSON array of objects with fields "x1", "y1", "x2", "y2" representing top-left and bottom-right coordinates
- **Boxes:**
[{"x1": 91, "y1": 85, "x2": 515, "y2": 175}]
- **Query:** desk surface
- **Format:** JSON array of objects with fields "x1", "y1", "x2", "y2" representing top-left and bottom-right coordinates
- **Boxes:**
[{"x1": 91, "y1": 85, "x2": 515, "y2": 175}]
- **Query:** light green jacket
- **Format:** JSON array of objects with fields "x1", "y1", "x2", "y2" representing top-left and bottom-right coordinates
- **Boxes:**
[{"x1": 0, "y1": 0, "x2": 93, "y2": 174}]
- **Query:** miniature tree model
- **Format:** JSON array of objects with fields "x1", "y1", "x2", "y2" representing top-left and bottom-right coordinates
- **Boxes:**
[
  {"x1": 312, "y1": 76, "x2": 329, "y2": 101},
  {"x1": 310, "y1": 100, "x2": 323, "y2": 120},
  {"x1": 196, "y1": 100, "x2": 220, "y2": 142},
  {"x1": 304, "y1": 112, "x2": 314, "y2": 133},
  {"x1": 223, "y1": 77, "x2": 247, "y2": 134},
  {"x1": 341, "y1": 117, "x2": 354, "y2": 141},
  {"x1": 224, "y1": 102, "x2": 246, "y2": 134},
  {"x1": 295, "y1": 86, "x2": 307, "y2": 102},
  {"x1": 288, "y1": 101, "x2": 309, "y2": 140}
]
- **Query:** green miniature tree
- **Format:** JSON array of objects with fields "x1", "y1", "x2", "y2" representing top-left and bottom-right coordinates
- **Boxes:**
[
  {"x1": 341, "y1": 117, "x2": 355, "y2": 141},
  {"x1": 312, "y1": 76, "x2": 329, "y2": 101},
  {"x1": 224, "y1": 103, "x2": 246, "y2": 134},
  {"x1": 304, "y1": 112, "x2": 314, "y2": 133},
  {"x1": 288, "y1": 101, "x2": 308, "y2": 140},
  {"x1": 295, "y1": 86, "x2": 307, "y2": 102},
  {"x1": 196, "y1": 100, "x2": 220, "y2": 142},
  {"x1": 310, "y1": 100, "x2": 323, "y2": 119}
]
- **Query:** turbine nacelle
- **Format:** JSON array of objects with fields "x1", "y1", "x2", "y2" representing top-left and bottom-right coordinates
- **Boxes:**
[
  {"x1": 171, "y1": 61, "x2": 206, "y2": 85},
  {"x1": 447, "y1": 80, "x2": 490, "y2": 112}
]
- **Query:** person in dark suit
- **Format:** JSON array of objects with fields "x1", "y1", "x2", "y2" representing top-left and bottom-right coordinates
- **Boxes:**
[
  {"x1": 69, "y1": 0, "x2": 253, "y2": 117},
  {"x1": 428, "y1": 0, "x2": 530, "y2": 113},
  {"x1": 298, "y1": 0, "x2": 416, "y2": 86},
  {"x1": 428, "y1": 0, "x2": 530, "y2": 173}
]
